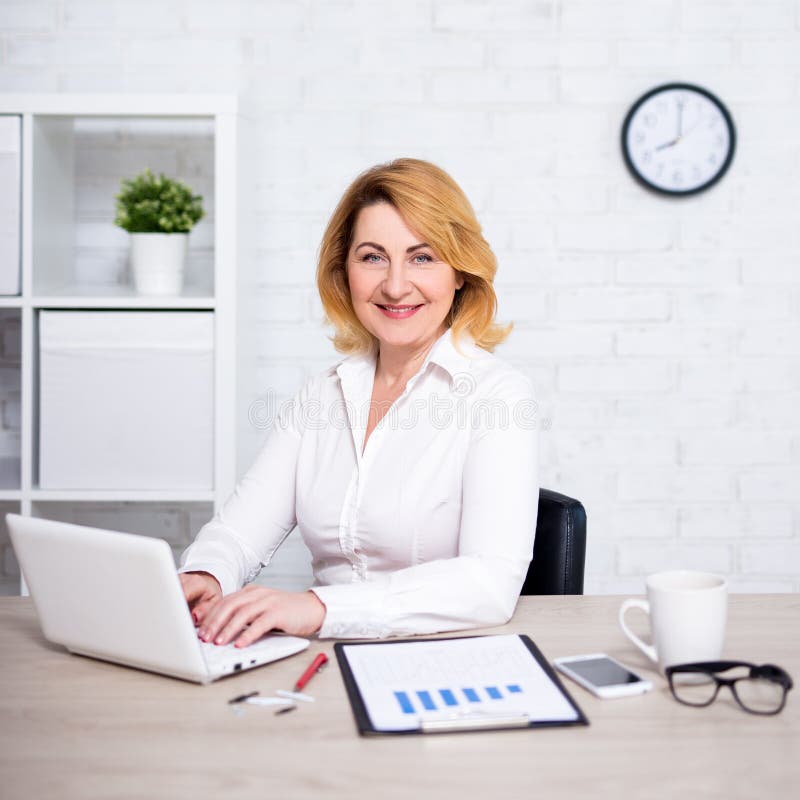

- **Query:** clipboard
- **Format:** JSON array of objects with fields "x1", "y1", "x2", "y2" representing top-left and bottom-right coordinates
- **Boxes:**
[{"x1": 334, "y1": 633, "x2": 589, "y2": 736}]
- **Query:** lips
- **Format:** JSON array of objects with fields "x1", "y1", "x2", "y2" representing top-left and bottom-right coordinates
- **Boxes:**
[{"x1": 375, "y1": 304, "x2": 423, "y2": 319}]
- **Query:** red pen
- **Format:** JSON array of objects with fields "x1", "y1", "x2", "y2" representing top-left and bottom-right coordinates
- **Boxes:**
[{"x1": 294, "y1": 653, "x2": 328, "y2": 693}]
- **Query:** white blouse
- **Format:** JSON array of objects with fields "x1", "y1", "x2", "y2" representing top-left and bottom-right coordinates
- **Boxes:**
[{"x1": 179, "y1": 327, "x2": 538, "y2": 639}]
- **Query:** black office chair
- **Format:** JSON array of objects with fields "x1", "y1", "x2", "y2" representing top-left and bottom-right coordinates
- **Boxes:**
[{"x1": 520, "y1": 488, "x2": 586, "y2": 595}]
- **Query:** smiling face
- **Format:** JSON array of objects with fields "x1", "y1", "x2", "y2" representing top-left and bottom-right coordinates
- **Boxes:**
[{"x1": 346, "y1": 202, "x2": 464, "y2": 357}]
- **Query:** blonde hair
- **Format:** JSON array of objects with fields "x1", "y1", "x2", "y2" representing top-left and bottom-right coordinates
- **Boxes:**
[{"x1": 316, "y1": 157, "x2": 512, "y2": 355}]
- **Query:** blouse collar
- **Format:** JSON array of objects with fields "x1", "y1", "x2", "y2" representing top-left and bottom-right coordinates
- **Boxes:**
[{"x1": 333, "y1": 327, "x2": 486, "y2": 388}]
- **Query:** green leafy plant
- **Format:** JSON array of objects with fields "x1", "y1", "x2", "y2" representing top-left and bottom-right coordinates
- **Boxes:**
[{"x1": 114, "y1": 168, "x2": 204, "y2": 233}]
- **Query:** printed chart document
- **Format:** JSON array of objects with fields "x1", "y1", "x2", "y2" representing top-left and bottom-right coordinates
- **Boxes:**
[{"x1": 335, "y1": 634, "x2": 588, "y2": 735}]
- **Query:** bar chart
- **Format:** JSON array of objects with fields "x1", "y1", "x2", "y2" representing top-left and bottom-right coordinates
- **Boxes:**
[{"x1": 393, "y1": 684, "x2": 524, "y2": 714}]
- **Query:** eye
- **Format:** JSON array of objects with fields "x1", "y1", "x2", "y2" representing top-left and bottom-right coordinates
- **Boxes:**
[
  {"x1": 360, "y1": 252, "x2": 383, "y2": 264},
  {"x1": 412, "y1": 253, "x2": 434, "y2": 265}
]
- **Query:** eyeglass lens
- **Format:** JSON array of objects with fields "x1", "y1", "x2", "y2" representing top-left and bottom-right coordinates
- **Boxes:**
[
  {"x1": 733, "y1": 677, "x2": 786, "y2": 713},
  {"x1": 670, "y1": 675, "x2": 718, "y2": 706}
]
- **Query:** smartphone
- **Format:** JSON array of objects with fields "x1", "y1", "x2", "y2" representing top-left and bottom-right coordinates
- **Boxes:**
[{"x1": 554, "y1": 653, "x2": 652, "y2": 699}]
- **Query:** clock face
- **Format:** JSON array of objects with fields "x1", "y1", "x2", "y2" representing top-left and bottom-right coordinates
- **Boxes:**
[{"x1": 621, "y1": 83, "x2": 736, "y2": 196}]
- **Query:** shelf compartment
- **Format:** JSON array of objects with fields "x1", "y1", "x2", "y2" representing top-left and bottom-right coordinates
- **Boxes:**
[
  {"x1": 30, "y1": 499, "x2": 215, "y2": 569},
  {"x1": 0, "y1": 500, "x2": 21, "y2": 596},
  {"x1": 37, "y1": 310, "x2": 214, "y2": 492},
  {"x1": 32, "y1": 115, "x2": 215, "y2": 299},
  {"x1": 0, "y1": 308, "x2": 21, "y2": 490},
  {"x1": 0, "y1": 115, "x2": 21, "y2": 297}
]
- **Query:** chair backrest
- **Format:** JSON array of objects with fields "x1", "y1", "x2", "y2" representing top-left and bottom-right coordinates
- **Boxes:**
[{"x1": 520, "y1": 488, "x2": 586, "y2": 595}]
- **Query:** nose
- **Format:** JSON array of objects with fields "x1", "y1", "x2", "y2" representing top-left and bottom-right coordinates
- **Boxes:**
[{"x1": 380, "y1": 261, "x2": 413, "y2": 301}]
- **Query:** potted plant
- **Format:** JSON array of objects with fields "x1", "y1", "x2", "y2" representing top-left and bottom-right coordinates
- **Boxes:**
[{"x1": 114, "y1": 168, "x2": 205, "y2": 295}]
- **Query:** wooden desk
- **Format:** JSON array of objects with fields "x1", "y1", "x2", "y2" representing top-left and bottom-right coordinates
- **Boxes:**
[{"x1": 0, "y1": 595, "x2": 797, "y2": 800}]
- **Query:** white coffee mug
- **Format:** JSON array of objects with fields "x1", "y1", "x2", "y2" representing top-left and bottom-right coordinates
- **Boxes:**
[{"x1": 618, "y1": 570, "x2": 727, "y2": 673}]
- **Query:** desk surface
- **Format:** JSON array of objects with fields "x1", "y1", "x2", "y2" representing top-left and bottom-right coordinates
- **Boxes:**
[{"x1": 1, "y1": 594, "x2": 797, "y2": 800}]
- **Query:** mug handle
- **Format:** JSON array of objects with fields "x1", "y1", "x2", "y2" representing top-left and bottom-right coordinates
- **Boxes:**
[{"x1": 618, "y1": 598, "x2": 658, "y2": 664}]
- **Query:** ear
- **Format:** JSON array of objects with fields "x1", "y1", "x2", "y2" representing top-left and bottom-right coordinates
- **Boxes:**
[{"x1": 455, "y1": 271, "x2": 465, "y2": 290}]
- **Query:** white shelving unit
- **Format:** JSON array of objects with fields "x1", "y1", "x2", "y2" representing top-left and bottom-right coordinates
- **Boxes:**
[{"x1": 0, "y1": 94, "x2": 254, "y2": 594}]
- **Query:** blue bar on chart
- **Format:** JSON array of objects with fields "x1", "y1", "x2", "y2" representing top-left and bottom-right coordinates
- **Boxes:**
[
  {"x1": 485, "y1": 686, "x2": 503, "y2": 700},
  {"x1": 507, "y1": 684, "x2": 523, "y2": 694},
  {"x1": 394, "y1": 691, "x2": 415, "y2": 714},
  {"x1": 439, "y1": 689, "x2": 458, "y2": 707},
  {"x1": 462, "y1": 688, "x2": 480, "y2": 703},
  {"x1": 416, "y1": 690, "x2": 437, "y2": 711}
]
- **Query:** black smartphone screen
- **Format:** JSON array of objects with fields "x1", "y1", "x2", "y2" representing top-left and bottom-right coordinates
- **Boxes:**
[{"x1": 565, "y1": 657, "x2": 643, "y2": 687}]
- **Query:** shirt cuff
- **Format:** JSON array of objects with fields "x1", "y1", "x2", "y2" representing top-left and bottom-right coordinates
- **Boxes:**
[
  {"x1": 310, "y1": 581, "x2": 392, "y2": 639},
  {"x1": 177, "y1": 563, "x2": 239, "y2": 597}
]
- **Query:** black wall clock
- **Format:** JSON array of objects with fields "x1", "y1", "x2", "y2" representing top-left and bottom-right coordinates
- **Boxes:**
[{"x1": 621, "y1": 83, "x2": 736, "y2": 196}]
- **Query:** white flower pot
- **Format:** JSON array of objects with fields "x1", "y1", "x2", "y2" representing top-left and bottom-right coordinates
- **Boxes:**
[{"x1": 129, "y1": 232, "x2": 188, "y2": 295}]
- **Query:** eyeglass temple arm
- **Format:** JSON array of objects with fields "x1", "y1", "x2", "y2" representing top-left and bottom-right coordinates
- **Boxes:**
[
  {"x1": 666, "y1": 660, "x2": 755, "y2": 676},
  {"x1": 752, "y1": 664, "x2": 794, "y2": 689}
]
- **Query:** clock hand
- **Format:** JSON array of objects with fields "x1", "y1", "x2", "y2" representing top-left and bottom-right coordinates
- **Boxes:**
[
  {"x1": 655, "y1": 137, "x2": 680, "y2": 151},
  {"x1": 681, "y1": 120, "x2": 701, "y2": 138},
  {"x1": 677, "y1": 100, "x2": 684, "y2": 138}
]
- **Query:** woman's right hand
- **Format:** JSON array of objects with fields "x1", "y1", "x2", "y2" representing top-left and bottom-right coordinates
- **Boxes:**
[{"x1": 179, "y1": 571, "x2": 223, "y2": 627}]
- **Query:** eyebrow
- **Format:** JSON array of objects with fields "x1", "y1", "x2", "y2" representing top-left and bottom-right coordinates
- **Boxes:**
[{"x1": 354, "y1": 241, "x2": 432, "y2": 254}]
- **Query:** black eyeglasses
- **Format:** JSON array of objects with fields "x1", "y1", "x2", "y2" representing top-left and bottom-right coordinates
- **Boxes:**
[{"x1": 665, "y1": 661, "x2": 793, "y2": 715}]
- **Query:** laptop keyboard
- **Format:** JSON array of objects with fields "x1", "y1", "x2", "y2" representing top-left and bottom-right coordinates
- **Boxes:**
[
  {"x1": 198, "y1": 635, "x2": 298, "y2": 670},
  {"x1": 198, "y1": 639, "x2": 255, "y2": 668}
]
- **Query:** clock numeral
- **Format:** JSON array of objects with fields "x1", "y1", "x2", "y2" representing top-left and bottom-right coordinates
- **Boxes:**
[
  {"x1": 708, "y1": 153, "x2": 718, "y2": 165},
  {"x1": 715, "y1": 134, "x2": 726, "y2": 147},
  {"x1": 692, "y1": 166, "x2": 702, "y2": 181},
  {"x1": 642, "y1": 150, "x2": 652, "y2": 163},
  {"x1": 644, "y1": 113, "x2": 657, "y2": 128},
  {"x1": 635, "y1": 131, "x2": 645, "y2": 144},
  {"x1": 673, "y1": 171, "x2": 682, "y2": 186}
]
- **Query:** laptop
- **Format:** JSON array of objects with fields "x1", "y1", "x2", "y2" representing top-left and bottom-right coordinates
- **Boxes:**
[{"x1": 6, "y1": 513, "x2": 309, "y2": 684}]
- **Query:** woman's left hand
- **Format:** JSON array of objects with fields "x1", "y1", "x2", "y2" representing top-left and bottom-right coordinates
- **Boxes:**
[{"x1": 197, "y1": 585, "x2": 327, "y2": 646}]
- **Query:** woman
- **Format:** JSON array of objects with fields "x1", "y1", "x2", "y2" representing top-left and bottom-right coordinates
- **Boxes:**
[{"x1": 179, "y1": 158, "x2": 538, "y2": 646}]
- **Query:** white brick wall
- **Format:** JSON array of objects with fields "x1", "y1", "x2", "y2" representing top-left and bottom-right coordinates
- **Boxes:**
[{"x1": 0, "y1": 0, "x2": 797, "y2": 595}]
